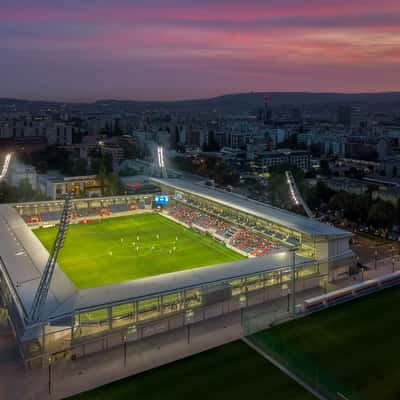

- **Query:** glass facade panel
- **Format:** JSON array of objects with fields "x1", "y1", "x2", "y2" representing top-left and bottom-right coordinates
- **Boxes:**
[
  {"x1": 229, "y1": 278, "x2": 244, "y2": 296},
  {"x1": 265, "y1": 271, "x2": 280, "y2": 286},
  {"x1": 281, "y1": 268, "x2": 292, "y2": 283},
  {"x1": 138, "y1": 298, "x2": 160, "y2": 321},
  {"x1": 297, "y1": 263, "x2": 319, "y2": 278},
  {"x1": 74, "y1": 308, "x2": 110, "y2": 338},
  {"x1": 112, "y1": 303, "x2": 136, "y2": 328},
  {"x1": 162, "y1": 293, "x2": 182, "y2": 314},
  {"x1": 185, "y1": 289, "x2": 202, "y2": 307},
  {"x1": 245, "y1": 274, "x2": 263, "y2": 292},
  {"x1": 44, "y1": 327, "x2": 72, "y2": 353}
]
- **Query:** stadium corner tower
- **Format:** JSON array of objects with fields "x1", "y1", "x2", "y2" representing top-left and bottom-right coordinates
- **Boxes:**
[{"x1": 0, "y1": 177, "x2": 354, "y2": 367}]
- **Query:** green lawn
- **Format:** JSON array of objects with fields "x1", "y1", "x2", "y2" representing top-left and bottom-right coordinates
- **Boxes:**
[
  {"x1": 33, "y1": 213, "x2": 243, "y2": 288},
  {"x1": 250, "y1": 286, "x2": 400, "y2": 400},
  {"x1": 69, "y1": 341, "x2": 315, "y2": 400}
]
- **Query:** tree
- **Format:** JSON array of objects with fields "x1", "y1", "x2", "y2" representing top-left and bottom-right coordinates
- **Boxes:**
[
  {"x1": 367, "y1": 200, "x2": 394, "y2": 229},
  {"x1": 175, "y1": 126, "x2": 180, "y2": 145},
  {"x1": 107, "y1": 174, "x2": 123, "y2": 196},
  {"x1": 0, "y1": 179, "x2": 47, "y2": 203},
  {"x1": 18, "y1": 178, "x2": 35, "y2": 201},
  {"x1": 396, "y1": 198, "x2": 400, "y2": 225},
  {"x1": 304, "y1": 181, "x2": 334, "y2": 209},
  {"x1": 98, "y1": 162, "x2": 107, "y2": 196},
  {"x1": 0, "y1": 182, "x2": 18, "y2": 203},
  {"x1": 73, "y1": 158, "x2": 88, "y2": 176},
  {"x1": 319, "y1": 159, "x2": 331, "y2": 175}
]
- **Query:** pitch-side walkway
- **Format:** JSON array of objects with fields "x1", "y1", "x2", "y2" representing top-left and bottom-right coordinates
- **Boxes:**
[
  {"x1": 0, "y1": 287, "x2": 325, "y2": 400},
  {"x1": 1, "y1": 265, "x2": 388, "y2": 400},
  {"x1": 3, "y1": 312, "x2": 242, "y2": 400}
]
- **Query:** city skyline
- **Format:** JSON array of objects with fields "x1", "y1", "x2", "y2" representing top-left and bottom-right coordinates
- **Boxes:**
[{"x1": 1, "y1": 0, "x2": 400, "y2": 101}]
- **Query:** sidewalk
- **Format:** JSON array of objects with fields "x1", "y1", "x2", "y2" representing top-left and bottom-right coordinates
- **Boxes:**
[
  {"x1": 1, "y1": 263, "x2": 394, "y2": 400},
  {"x1": 0, "y1": 311, "x2": 244, "y2": 400},
  {"x1": 0, "y1": 288, "x2": 324, "y2": 400}
]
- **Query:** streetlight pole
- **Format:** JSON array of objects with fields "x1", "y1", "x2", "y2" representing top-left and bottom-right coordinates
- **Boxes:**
[
  {"x1": 291, "y1": 249, "x2": 296, "y2": 317},
  {"x1": 48, "y1": 356, "x2": 52, "y2": 396},
  {"x1": 123, "y1": 335, "x2": 127, "y2": 367},
  {"x1": 356, "y1": 255, "x2": 362, "y2": 281},
  {"x1": 286, "y1": 286, "x2": 290, "y2": 312}
]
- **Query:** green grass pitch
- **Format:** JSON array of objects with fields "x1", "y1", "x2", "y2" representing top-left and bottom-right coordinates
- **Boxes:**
[
  {"x1": 69, "y1": 341, "x2": 314, "y2": 400},
  {"x1": 250, "y1": 286, "x2": 400, "y2": 400},
  {"x1": 33, "y1": 213, "x2": 244, "y2": 289}
]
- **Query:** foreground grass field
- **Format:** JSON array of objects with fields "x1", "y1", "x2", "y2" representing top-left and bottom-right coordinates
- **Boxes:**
[
  {"x1": 69, "y1": 341, "x2": 315, "y2": 400},
  {"x1": 34, "y1": 213, "x2": 243, "y2": 288},
  {"x1": 251, "y1": 286, "x2": 400, "y2": 400}
]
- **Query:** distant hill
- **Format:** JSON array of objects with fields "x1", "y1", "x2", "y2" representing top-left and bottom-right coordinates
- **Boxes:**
[{"x1": 1, "y1": 92, "x2": 400, "y2": 114}]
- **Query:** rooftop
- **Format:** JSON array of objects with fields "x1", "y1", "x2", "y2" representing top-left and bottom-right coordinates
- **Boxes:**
[
  {"x1": 150, "y1": 178, "x2": 351, "y2": 238},
  {"x1": 0, "y1": 203, "x2": 314, "y2": 326}
]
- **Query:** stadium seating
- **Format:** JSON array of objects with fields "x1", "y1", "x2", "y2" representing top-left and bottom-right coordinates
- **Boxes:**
[
  {"x1": 110, "y1": 203, "x2": 129, "y2": 213},
  {"x1": 40, "y1": 211, "x2": 62, "y2": 222},
  {"x1": 75, "y1": 206, "x2": 98, "y2": 218},
  {"x1": 19, "y1": 196, "x2": 289, "y2": 257},
  {"x1": 165, "y1": 203, "x2": 280, "y2": 257}
]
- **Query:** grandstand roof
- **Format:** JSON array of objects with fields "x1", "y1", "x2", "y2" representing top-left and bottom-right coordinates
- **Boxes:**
[
  {"x1": 72, "y1": 251, "x2": 314, "y2": 314},
  {"x1": 150, "y1": 178, "x2": 351, "y2": 238},
  {"x1": 0, "y1": 205, "x2": 76, "y2": 327},
  {"x1": 0, "y1": 203, "x2": 318, "y2": 326}
]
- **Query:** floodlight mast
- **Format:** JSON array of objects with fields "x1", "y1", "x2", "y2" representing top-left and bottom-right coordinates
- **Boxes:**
[
  {"x1": 29, "y1": 193, "x2": 74, "y2": 323},
  {"x1": 0, "y1": 153, "x2": 12, "y2": 182},
  {"x1": 158, "y1": 146, "x2": 168, "y2": 179},
  {"x1": 151, "y1": 145, "x2": 168, "y2": 179},
  {"x1": 285, "y1": 170, "x2": 314, "y2": 218}
]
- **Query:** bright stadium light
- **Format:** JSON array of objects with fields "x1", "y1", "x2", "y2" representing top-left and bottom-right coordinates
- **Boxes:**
[
  {"x1": 0, "y1": 153, "x2": 12, "y2": 182},
  {"x1": 285, "y1": 170, "x2": 314, "y2": 217},
  {"x1": 286, "y1": 173, "x2": 300, "y2": 205},
  {"x1": 157, "y1": 146, "x2": 165, "y2": 168}
]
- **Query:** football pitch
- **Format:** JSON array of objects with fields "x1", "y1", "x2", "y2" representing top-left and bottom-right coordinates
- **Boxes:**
[
  {"x1": 69, "y1": 341, "x2": 314, "y2": 400},
  {"x1": 250, "y1": 286, "x2": 400, "y2": 400},
  {"x1": 33, "y1": 213, "x2": 244, "y2": 289}
]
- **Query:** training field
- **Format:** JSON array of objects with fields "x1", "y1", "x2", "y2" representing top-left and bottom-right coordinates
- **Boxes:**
[
  {"x1": 33, "y1": 213, "x2": 243, "y2": 289},
  {"x1": 250, "y1": 286, "x2": 400, "y2": 400},
  {"x1": 69, "y1": 341, "x2": 314, "y2": 400}
]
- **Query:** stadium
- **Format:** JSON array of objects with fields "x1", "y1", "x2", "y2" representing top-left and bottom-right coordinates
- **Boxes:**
[{"x1": 0, "y1": 177, "x2": 354, "y2": 368}]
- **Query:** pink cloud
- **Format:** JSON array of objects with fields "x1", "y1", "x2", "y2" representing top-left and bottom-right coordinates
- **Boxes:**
[{"x1": 0, "y1": 0, "x2": 399, "y2": 99}]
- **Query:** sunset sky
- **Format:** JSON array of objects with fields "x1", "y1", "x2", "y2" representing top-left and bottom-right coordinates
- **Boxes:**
[{"x1": 1, "y1": 0, "x2": 400, "y2": 101}]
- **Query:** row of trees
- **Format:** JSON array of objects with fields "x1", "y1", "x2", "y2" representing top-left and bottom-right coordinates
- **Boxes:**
[
  {"x1": 20, "y1": 146, "x2": 115, "y2": 177},
  {"x1": 303, "y1": 181, "x2": 398, "y2": 230},
  {"x1": 0, "y1": 179, "x2": 47, "y2": 203},
  {"x1": 170, "y1": 156, "x2": 240, "y2": 185},
  {"x1": 16, "y1": 147, "x2": 124, "y2": 198},
  {"x1": 266, "y1": 165, "x2": 398, "y2": 230}
]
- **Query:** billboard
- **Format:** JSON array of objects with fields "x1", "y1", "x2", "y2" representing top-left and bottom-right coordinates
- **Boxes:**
[{"x1": 154, "y1": 195, "x2": 169, "y2": 205}]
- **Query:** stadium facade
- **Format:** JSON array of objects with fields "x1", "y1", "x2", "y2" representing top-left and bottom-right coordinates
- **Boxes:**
[
  {"x1": 0, "y1": 179, "x2": 354, "y2": 367},
  {"x1": 151, "y1": 179, "x2": 353, "y2": 266}
]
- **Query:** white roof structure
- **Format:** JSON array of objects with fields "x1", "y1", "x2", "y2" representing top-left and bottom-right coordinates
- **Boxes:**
[
  {"x1": 0, "y1": 203, "x2": 314, "y2": 326},
  {"x1": 150, "y1": 178, "x2": 351, "y2": 238},
  {"x1": 0, "y1": 205, "x2": 76, "y2": 324},
  {"x1": 73, "y1": 251, "x2": 311, "y2": 313}
]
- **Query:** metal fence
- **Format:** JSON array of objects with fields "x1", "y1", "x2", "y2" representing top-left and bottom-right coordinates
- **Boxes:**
[
  {"x1": 246, "y1": 332, "x2": 361, "y2": 400},
  {"x1": 21, "y1": 270, "x2": 322, "y2": 368}
]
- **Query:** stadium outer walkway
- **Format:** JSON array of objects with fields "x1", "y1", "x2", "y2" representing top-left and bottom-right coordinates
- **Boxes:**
[{"x1": 0, "y1": 288, "x2": 324, "y2": 400}]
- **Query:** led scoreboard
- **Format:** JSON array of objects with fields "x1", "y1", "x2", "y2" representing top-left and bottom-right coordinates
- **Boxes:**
[{"x1": 154, "y1": 195, "x2": 169, "y2": 205}]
